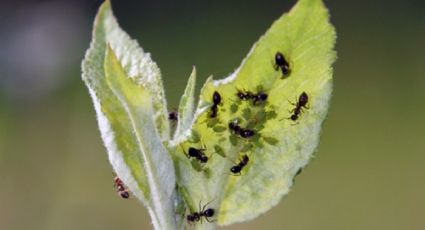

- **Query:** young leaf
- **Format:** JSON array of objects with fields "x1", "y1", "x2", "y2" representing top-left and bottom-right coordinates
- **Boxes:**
[
  {"x1": 171, "y1": 0, "x2": 336, "y2": 226},
  {"x1": 82, "y1": 2, "x2": 176, "y2": 229},
  {"x1": 82, "y1": 0, "x2": 336, "y2": 229},
  {"x1": 174, "y1": 67, "x2": 197, "y2": 140},
  {"x1": 95, "y1": 0, "x2": 169, "y2": 140},
  {"x1": 105, "y1": 46, "x2": 176, "y2": 229}
]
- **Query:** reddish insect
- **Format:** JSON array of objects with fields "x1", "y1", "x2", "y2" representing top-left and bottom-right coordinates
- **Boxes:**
[{"x1": 114, "y1": 176, "x2": 130, "y2": 199}]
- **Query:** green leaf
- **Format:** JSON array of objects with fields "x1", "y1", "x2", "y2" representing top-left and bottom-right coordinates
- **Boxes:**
[
  {"x1": 81, "y1": 2, "x2": 176, "y2": 229},
  {"x1": 171, "y1": 0, "x2": 336, "y2": 226},
  {"x1": 82, "y1": 0, "x2": 336, "y2": 228},
  {"x1": 104, "y1": 46, "x2": 176, "y2": 229},
  {"x1": 174, "y1": 67, "x2": 197, "y2": 140},
  {"x1": 89, "y1": 1, "x2": 169, "y2": 141}
]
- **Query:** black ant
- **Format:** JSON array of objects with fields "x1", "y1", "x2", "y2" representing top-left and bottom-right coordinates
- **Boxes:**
[
  {"x1": 209, "y1": 106, "x2": 218, "y2": 118},
  {"x1": 236, "y1": 89, "x2": 255, "y2": 101},
  {"x1": 289, "y1": 92, "x2": 309, "y2": 121},
  {"x1": 114, "y1": 176, "x2": 130, "y2": 199},
  {"x1": 274, "y1": 51, "x2": 290, "y2": 77},
  {"x1": 186, "y1": 200, "x2": 215, "y2": 224},
  {"x1": 236, "y1": 89, "x2": 268, "y2": 105},
  {"x1": 212, "y1": 91, "x2": 221, "y2": 105},
  {"x1": 209, "y1": 91, "x2": 222, "y2": 118},
  {"x1": 228, "y1": 120, "x2": 255, "y2": 138},
  {"x1": 168, "y1": 111, "x2": 178, "y2": 122},
  {"x1": 229, "y1": 119, "x2": 242, "y2": 133},
  {"x1": 184, "y1": 146, "x2": 208, "y2": 163},
  {"x1": 252, "y1": 92, "x2": 268, "y2": 105},
  {"x1": 240, "y1": 129, "x2": 255, "y2": 138},
  {"x1": 230, "y1": 155, "x2": 249, "y2": 175}
]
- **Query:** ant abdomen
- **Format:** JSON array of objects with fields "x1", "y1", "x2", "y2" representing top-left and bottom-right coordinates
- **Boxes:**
[
  {"x1": 114, "y1": 176, "x2": 130, "y2": 199},
  {"x1": 274, "y1": 51, "x2": 291, "y2": 77},
  {"x1": 230, "y1": 155, "x2": 249, "y2": 175}
]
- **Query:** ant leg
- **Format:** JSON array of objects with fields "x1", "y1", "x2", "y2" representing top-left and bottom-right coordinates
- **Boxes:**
[
  {"x1": 183, "y1": 151, "x2": 190, "y2": 159},
  {"x1": 197, "y1": 199, "x2": 203, "y2": 224},
  {"x1": 205, "y1": 216, "x2": 217, "y2": 223},
  {"x1": 271, "y1": 58, "x2": 278, "y2": 71},
  {"x1": 201, "y1": 199, "x2": 215, "y2": 213},
  {"x1": 180, "y1": 145, "x2": 191, "y2": 159},
  {"x1": 231, "y1": 172, "x2": 242, "y2": 176},
  {"x1": 290, "y1": 121, "x2": 300, "y2": 126}
]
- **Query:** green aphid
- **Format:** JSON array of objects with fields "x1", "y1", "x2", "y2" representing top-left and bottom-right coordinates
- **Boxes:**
[
  {"x1": 256, "y1": 110, "x2": 267, "y2": 123},
  {"x1": 241, "y1": 143, "x2": 253, "y2": 152},
  {"x1": 266, "y1": 110, "x2": 277, "y2": 120},
  {"x1": 174, "y1": 190, "x2": 187, "y2": 215},
  {"x1": 263, "y1": 136, "x2": 279, "y2": 145},
  {"x1": 190, "y1": 130, "x2": 200, "y2": 143},
  {"x1": 214, "y1": 145, "x2": 226, "y2": 157},
  {"x1": 230, "y1": 103, "x2": 239, "y2": 113},
  {"x1": 245, "y1": 121, "x2": 256, "y2": 130},
  {"x1": 203, "y1": 168, "x2": 212, "y2": 178},
  {"x1": 251, "y1": 133, "x2": 261, "y2": 142},
  {"x1": 256, "y1": 123, "x2": 265, "y2": 131},
  {"x1": 213, "y1": 125, "x2": 227, "y2": 133},
  {"x1": 242, "y1": 108, "x2": 252, "y2": 120},
  {"x1": 177, "y1": 186, "x2": 193, "y2": 212},
  {"x1": 255, "y1": 141, "x2": 264, "y2": 149},
  {"x1": 218, "y1": 137, "x2": 226, "y2": 142},
  {"x1": 191, "y1": 160, "x2": 203, "y2": 172},
  {"x1": 206, "y1": 118, "x2": 218, "y2": 128},
  {"x1": 229, "y1": 135, "x2": 238, "y2": 146},
  {"x1": 256, "y1": 84, "x2": 264, "y2": 92}
]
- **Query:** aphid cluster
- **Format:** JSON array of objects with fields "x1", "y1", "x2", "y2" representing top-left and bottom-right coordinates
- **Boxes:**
[
  {"x1": 228, "y1": 120, "x2": 255, "y2": 138},
  {"x1": 178, "y1": 50, "x2": 312, "y2": 226},
  {"x1": 114, "y1": 176, "x2": 130, "y2": 199},
  {"x1": 186, "y1": 201, "x2": 215, "y2": 224},
  {"x1": 289, "y1": 92, "x2": 309, "y2": 121}
]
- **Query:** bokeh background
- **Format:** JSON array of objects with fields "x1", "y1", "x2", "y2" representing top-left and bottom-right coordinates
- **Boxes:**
[{"x1": 1, "y1": 0, "x2": 424, "y2": 229}]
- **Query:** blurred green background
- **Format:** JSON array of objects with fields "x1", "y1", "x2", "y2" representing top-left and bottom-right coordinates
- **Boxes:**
[{"x1": 1, "y1": 0, "x2": 424, "y2": 229}]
